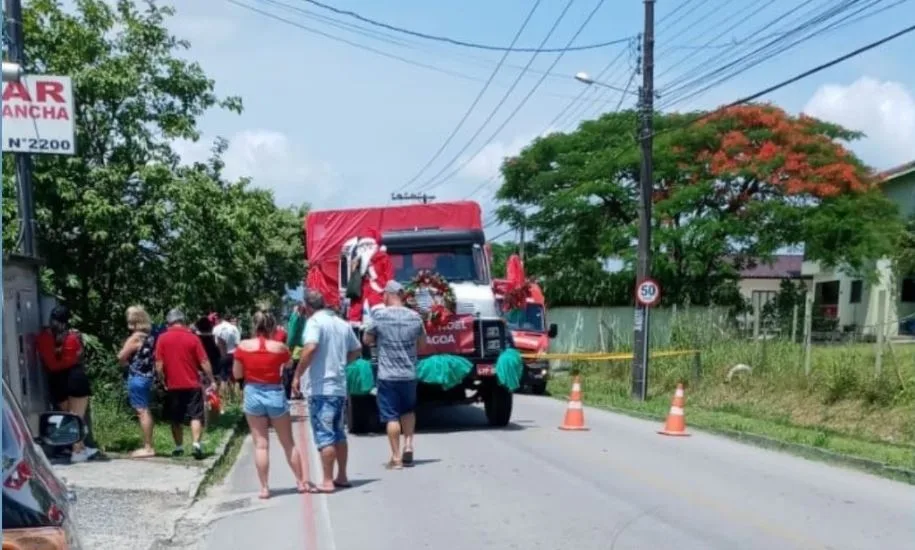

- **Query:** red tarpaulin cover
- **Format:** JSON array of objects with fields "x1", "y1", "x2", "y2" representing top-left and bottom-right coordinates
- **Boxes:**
[{"x1": 305, "y1": 201, "x2": 483, "y2": 307}]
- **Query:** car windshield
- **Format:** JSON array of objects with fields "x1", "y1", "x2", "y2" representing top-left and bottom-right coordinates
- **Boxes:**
[
  {"x1": 498, "y1": 302, "x2": 546, "y2": 332},
  {"x1": 388, "y1": 246, "x2": 486, "y2": 283}
]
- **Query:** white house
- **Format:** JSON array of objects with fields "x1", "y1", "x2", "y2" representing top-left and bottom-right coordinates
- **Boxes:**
[{"x1": 802, "y1": 160, "x2": 915, "y2": 337}]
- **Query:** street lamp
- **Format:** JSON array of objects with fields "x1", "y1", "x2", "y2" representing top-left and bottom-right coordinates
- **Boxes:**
[
  {"x1": 573, "y1": 71, "x2": 653, "y2": 97},
  {"x1": 574, "y1": 71, "x2": 594, "y2": 85},
  {"x1": 2, "y1": 61, "x2": 22, "y2": 82}
]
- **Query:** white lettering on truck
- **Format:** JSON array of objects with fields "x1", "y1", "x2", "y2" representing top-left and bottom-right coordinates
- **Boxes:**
[{"x1": 428, "y1": 334, "x2": 456, "y2": 345}]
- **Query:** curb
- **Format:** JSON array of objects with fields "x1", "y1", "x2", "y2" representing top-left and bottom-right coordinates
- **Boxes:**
[
  {"x1": 191, "y1": 414, "x2": 249, "y2": 500},
  {"x1": 551, "y1": 395, "x2": 915, "y2": 485}
]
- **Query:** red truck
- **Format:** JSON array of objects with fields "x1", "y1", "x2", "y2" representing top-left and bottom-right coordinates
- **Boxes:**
[
  {"x1": 305, "y1": 201, "x2": 515, "y2": 433},
  {"x1": 493, "y1": 280, "x2": 557, "y2": 394}
]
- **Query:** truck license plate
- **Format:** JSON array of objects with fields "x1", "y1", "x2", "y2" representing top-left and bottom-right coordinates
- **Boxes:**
[{"x1": 477, "y1": 364, "x2": 494, "y2": 376}]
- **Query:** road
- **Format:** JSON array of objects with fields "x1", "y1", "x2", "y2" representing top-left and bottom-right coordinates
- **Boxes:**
[{"x1": 199, "y1": 394, "x2": 914, "y2": 550}]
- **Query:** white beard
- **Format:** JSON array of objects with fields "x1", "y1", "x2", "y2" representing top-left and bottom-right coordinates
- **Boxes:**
[{"x1": 356, "y1": 239, "x2": 378, "y2": 276}]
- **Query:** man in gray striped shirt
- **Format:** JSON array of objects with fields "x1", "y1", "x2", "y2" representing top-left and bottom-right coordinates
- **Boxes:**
[{"x1": 363, "y1": 280, "x2": 426, "y2": 469}]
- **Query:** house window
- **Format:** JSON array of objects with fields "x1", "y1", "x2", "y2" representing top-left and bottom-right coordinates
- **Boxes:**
[
  {"x1": 902, "y1": 278, "x2": 915, "y2": 303},
  {"x1": 751, "y1": 290, "x2": 776, "y2": 309},
  {"x1": 849, "y1": 280, "x2": 863, "y2": 303}
]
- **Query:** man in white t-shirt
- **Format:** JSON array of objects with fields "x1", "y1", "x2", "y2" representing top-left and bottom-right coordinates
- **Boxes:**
[{"x1": 213, "y1": 314, "x2": 241, "y2": 395}]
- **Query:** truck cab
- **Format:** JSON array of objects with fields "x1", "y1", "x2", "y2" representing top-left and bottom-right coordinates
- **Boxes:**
[
  {"x1": 494, "y1": 282, "x2": 558, "y2": 394},
  {"x1": 341, "y1": 228, "x2": 515, "y2": 432}
]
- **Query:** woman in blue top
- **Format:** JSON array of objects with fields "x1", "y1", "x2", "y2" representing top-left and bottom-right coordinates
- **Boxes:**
[{"x1": 118, "y1": 305, "x2": 157, "y2": 458}]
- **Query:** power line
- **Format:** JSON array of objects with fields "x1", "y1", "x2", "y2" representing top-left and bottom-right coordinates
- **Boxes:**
[
  {"x1": 403, "y1": 0, "x2": 582, "y2": 193},
  {"x1": 263, "y1": 0, "x2": 593, "y2": 83},
  {"x1": 658, "y1": 0, "x2": 866, "y2": 105},
  {"x1": 661, "y1": 0, "x2": 890, "y2": 109},
  {"x1": 230, "y1": 0, "x2": 605, "y2": 102},
  {"x1": 419, "y1": 0, "x2": 610, "y2": 194},
  {"x1": 395, "y1": 1, "x2": 545, "y2": 193},
  {"x1": 297, "y1": 0, "x2": 631, "y2": 52}
]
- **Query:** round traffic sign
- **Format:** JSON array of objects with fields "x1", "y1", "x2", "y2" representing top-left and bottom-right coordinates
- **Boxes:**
[{"x1": 636, "y1": 278, "x2": 661, "y2": 307}]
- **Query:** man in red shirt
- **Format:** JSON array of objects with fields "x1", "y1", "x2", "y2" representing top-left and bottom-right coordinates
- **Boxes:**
[{"x1": 155, "y1": 309, "x2": 216, "y2": 459}]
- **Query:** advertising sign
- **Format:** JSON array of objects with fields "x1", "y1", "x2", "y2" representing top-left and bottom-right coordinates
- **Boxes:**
[
  {"x1": 418, "y1": 314, "x2": 476, "y2": 356},
  {"x1": 2, "y1": 75, "x2": 76, "y2": 155}
]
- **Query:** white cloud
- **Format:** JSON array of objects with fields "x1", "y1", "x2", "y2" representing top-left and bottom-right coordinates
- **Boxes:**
[
  {"x1": 173, "y1": 129, "x2": 337, "y2": 207},
  {"x1": 803, "y1": 77, "x2": 915, "y2": 170},
  {"x1": 460, "y1": 129, "x2": 555, "y2": 180}
]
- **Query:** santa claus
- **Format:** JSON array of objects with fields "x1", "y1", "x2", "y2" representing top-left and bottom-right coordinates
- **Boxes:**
[{"x1": 344, "y1": 229, "x2": 393, "y2": 325}]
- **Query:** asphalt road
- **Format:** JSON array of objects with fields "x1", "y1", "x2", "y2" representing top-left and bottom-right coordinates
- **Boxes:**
[{"x1": 201, "y1": 394, "x2": 914, "y2": 550}]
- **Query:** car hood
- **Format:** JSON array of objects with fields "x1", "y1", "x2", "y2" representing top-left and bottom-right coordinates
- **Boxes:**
[{"x1": 511, "y1": 330, "x2": 548, "y2": 353}]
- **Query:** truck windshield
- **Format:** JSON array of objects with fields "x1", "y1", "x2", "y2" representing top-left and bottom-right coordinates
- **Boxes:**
[
  {"x1": 388, "y1": 246, "x2": 487, "y2": 284},
  {"x1": 497, "y1": 301, "x2": 546, "y2": 332}
]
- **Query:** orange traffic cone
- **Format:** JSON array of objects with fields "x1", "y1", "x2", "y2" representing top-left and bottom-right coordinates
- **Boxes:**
[
  {"x1": 658, "y1": 383, "x2": 690, "y2": 437},
  {"x1": 558, "y1": 375, "x2": 589, "y2": 431}
]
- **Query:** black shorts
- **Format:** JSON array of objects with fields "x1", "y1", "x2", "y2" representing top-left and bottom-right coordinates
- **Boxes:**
[
  {"x1": 47, "y1": 366, "x2": 91, "y2": 404},
  {"x1": 165, "y1": 389, "x2": 205, "y2": 425},
  {"x1": 217, "y1": 354, "x2": 234, "y2": 382}
]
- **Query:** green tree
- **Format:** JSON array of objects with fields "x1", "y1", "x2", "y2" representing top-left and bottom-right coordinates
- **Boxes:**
[
  {"x1": 3, "y1": 0, "x2": 305, "y2": 344},
  {"x1": 496, "y1": 104, "x2": 901, "y2": 307},
  {"x1": 488, "y1": 241, "x2": 517, "y2": 278}
]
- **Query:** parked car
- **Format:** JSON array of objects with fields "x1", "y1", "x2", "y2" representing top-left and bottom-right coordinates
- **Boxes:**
[{"x1": 2, "y1": 379, "x2": 87, "y2": 549}]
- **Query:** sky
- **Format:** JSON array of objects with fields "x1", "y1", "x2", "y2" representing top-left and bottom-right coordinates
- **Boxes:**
[{"x1": 165, "y1": 0, "x2": 915, "y2": 237}]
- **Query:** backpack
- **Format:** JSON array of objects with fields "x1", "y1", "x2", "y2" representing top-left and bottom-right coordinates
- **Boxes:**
[{"x1": 129, "y1": 325, "x2": 165, "y2": 377}]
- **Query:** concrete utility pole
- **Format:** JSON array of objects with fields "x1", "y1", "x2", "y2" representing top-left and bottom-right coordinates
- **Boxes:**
[
  {"x1": 630, "y1": 0, "x2": 655, "y2": 401},
  {"x1": 518, "y1": 219, "x2": 526, "y2": 262},
  {"x1": 5, "y1": 0, "x2": 37, "y2": 257}
]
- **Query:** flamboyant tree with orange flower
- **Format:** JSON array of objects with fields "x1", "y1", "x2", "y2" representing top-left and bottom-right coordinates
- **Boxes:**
[{"x1": 496, "y1": 104, "x2": 901, "y2": 307}]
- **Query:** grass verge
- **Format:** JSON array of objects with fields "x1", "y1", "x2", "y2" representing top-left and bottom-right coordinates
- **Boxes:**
[
  {"x1": 546, "y1": 340, "x2": 915, "y2": 482},
  {"x1": 92, "y1": 395, "x2": 244, "y2": 460}
]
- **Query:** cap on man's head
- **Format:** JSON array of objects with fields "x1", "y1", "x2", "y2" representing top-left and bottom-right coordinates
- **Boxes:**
[
  {"x1": 384, "y1": 280, "x2": 404, "y2": 294},
  {"x1": 166, "y1": 308, "x2": 185, "y2": 325}
]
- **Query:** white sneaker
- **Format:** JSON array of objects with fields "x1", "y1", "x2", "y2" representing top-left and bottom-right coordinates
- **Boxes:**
[{"x1": 70, "y1": 447, "x2": 98, "y2": 463}]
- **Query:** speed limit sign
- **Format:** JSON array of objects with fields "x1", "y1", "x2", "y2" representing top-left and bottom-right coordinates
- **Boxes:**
[{"x1": 636, "y1": 278, "x2": 661, "y2": 307}]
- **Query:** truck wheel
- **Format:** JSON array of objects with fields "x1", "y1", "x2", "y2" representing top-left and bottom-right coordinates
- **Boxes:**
[
  {"x1": 484, "y1": 385, "x2": 513, "y2": 427},
  {"x1": 348, "y1": 395, "x2": 376, "y2": 435},
  {"x1": 530, "y1": 381, "x2": 547, "y2": 395}
]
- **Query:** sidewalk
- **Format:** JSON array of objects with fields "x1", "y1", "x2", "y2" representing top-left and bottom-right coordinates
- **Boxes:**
[{"x1": 53, "y1": 457, "x2": 209, "y2": 550}]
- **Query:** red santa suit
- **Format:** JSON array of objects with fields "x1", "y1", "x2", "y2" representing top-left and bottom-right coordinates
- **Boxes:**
[{"x1": 358, "y1": 230, "x2": 393, "y2": 318}]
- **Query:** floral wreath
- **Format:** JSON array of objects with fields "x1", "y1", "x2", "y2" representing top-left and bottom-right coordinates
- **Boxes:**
[
  {"x1": 502, "y1": 279, "x2": 533, "y2": 312},
  {"x1": 403, "y1": 270, "x2": 457, "y2": 329}
]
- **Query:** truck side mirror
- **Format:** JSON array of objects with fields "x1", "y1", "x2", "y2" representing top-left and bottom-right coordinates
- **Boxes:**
[{"x1": 548, "y1": 323, "x2": 558, "y2": 338}]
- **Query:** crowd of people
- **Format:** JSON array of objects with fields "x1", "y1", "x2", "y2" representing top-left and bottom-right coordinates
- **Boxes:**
[{"x1": 36, "y1": 280, "x2": 428, "y2": 498}]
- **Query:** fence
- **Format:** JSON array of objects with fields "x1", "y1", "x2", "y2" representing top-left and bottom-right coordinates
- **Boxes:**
[{"x1": 543, "y1": 305, "x2": 915, "y2": 401}]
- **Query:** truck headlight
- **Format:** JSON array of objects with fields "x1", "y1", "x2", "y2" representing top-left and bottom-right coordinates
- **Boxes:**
[
  {"x1": 485, "y1": 326, "x2": 500, "y2": 338},
  {"x1": 485, "y1": 338, "x2": 502, "y2": 352}
]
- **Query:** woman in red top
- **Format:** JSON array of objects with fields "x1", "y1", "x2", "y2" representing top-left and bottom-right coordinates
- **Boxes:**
[
  {"x1": 35, "y1": 305, "x2": 98, "y2": 462},
  {"x1": 233, "y1": 310, "x2": 308, "y2": 498}
]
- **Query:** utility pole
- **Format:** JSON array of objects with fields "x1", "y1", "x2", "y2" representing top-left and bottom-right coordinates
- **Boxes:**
[
  {"x1": 518, "y1": 219, "x2": 526, "y2": 262},
  {"x1": 630, "y1": 0, "x2": 655, "y2": 401},
  {"x1": 5, "y1": 0, "x2": 37, "y2": 258},
  {"x1": 391, "y1": 191, "x2": 435, "y2": 204}
]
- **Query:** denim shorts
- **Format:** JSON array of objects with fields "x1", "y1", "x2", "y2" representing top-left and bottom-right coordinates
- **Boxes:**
[
  {"x1": 127, "y1": 374, "x2": 153, "y2": 409},
  {"x1": 243, "y1": 383, "x2": 288, "y2": 418},
  {"x1": 308, "y1": 395, "x2": 346, "y2": 449},
  {"x1": 376, "y1": 379, "x2": 418, "y2": 423}
]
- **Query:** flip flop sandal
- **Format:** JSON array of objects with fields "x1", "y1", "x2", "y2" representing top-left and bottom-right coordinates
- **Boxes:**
[
  {"x1": 402, "y1": 450, "x2": 414, "y2": 467},
  {"x1": 333, "y1": 480, "x2": 353, "y2": 489},
  {"x1": 385, "y1": 460, "x2": 403, "y2": 470}
]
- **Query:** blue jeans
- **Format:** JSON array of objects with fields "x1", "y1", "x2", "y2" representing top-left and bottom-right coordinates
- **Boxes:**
[
  {"x1": 127, "y1": 374, "x2": 153, "y2": 409},
  {"x1": 308, "y1": 395, "x2": 346, "y2": 449},
  {"x1": 243, "y1": 383, "x2": 288, "y2": 418},
  {"x1": 376, "y1": 379, "x2": 418, "y2": 423}
]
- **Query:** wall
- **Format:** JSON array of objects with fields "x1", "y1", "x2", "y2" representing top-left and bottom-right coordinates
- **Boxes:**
[
  {"x1": 547, "y1": 306, "x2": 729, "y2": 353},
  {"x1": 2, "y1": 258, "x2": 49, "y2": 432}
]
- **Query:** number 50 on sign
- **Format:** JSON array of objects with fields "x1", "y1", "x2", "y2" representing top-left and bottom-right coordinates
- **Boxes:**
[{"x1": 636, "y1": 279, "x2": 661, "y2": 307}]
